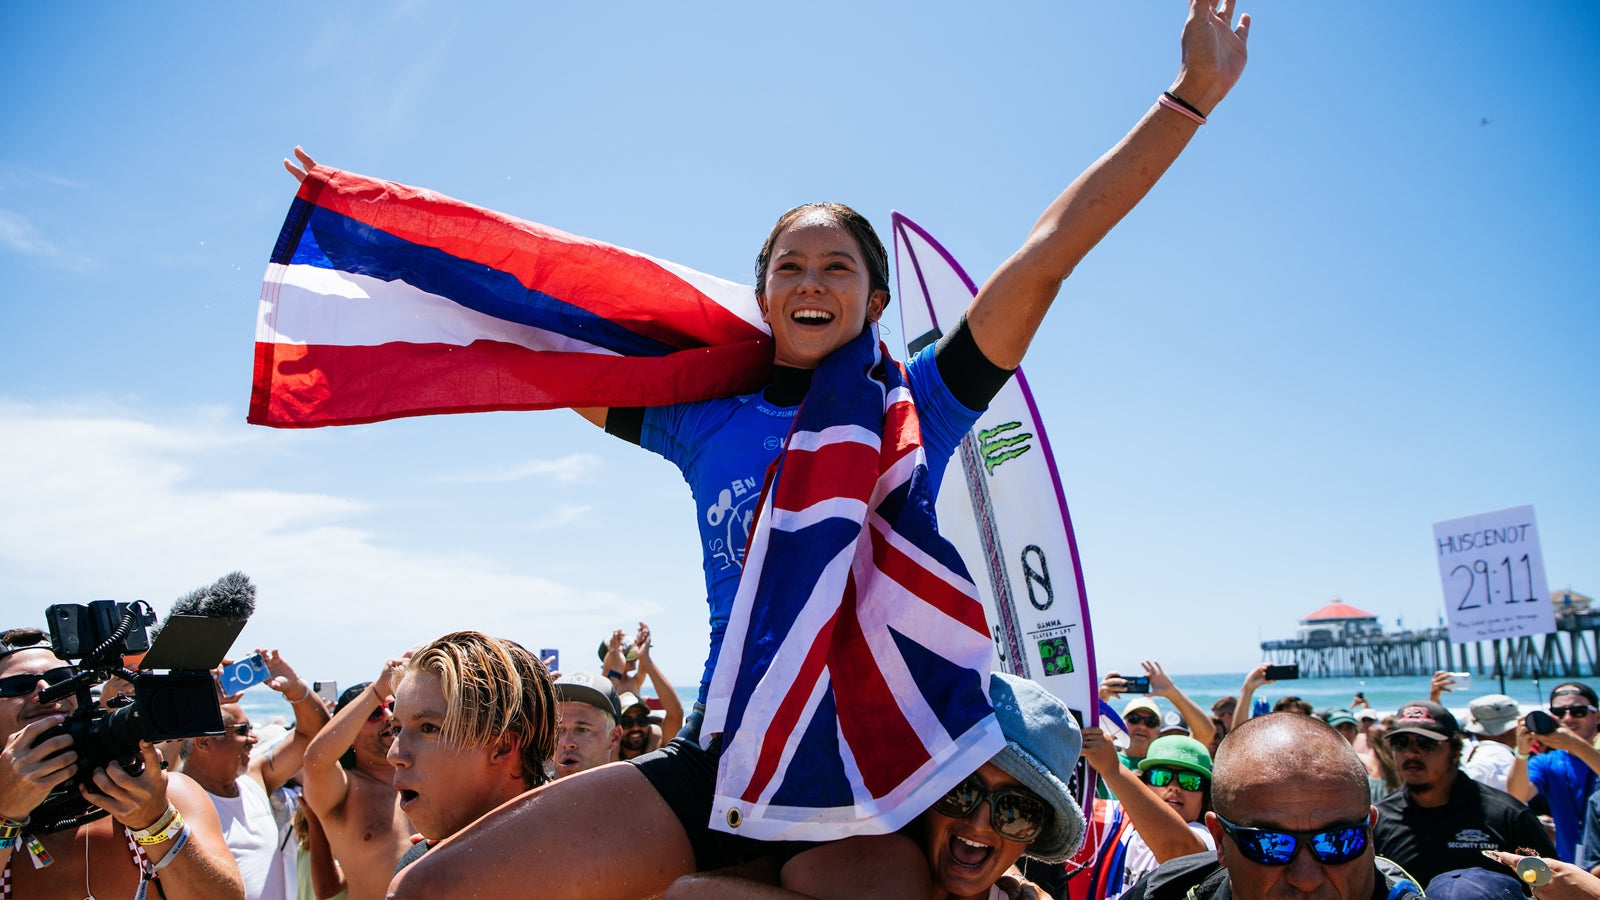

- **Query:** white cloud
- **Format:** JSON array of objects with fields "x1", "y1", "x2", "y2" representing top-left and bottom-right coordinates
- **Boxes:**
[
  {"x1": 434, "y1": 453, "x2": 602, "y2": 484},
  {"x1": 0, "y1": 402, "x2": 641, "y2": 684},
  {"x1": 0, "y1": 208, "x2": 96, "y2": 269}
]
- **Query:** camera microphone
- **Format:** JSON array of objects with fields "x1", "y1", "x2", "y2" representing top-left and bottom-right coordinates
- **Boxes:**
[{"x1": 154, "y1": 571, "x2": 256, "y2": 641}]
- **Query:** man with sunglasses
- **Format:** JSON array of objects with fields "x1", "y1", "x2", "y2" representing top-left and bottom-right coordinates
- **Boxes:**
[
  {"x1": 1122, "y1": 713, "x2": 1421, "y2": 900},
  {"x1": 1372, "y1": 700, "x2": 1553, "y2": 885},
  {"x1": 303, "y1": 664, "x2": 416, "y2": 900},
  {"x1": 1509, "y1": 682, "x2": 1600, "y2": 864},
  {"x1": 181, "y1": 647, "x2": 327, "y2": 900},
  {"x1": 0, "y1": 628, "x2": 245, "y2": 899}
]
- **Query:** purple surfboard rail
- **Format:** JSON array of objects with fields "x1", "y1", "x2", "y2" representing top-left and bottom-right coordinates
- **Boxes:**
[{"x1": 889, "y1": 211, "x2": 1100, "y2": 723}]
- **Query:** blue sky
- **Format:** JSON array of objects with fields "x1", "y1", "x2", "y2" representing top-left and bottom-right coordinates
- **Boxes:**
[{"x1": 2, "y1": 3, "x2": 1595, "y2": 690}]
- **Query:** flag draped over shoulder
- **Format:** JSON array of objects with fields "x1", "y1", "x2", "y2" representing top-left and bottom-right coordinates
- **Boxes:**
[
  {"x1": 250, "y1": 166, "x2": 773, "y2": 427},
  {"x1": 250, "y1": 170, "x2": 1001, "y2": 841},
  {"x1": 703, "y1": 327, "x2": 1004, "y2": 841}
]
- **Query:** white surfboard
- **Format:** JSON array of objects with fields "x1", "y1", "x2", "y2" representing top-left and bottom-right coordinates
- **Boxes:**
[{"x1": 892, "y1": 212, "x2": 1100, "y2": 799}]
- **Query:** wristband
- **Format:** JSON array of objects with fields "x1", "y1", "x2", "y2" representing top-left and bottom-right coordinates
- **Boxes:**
[
  {"x1": 1158, "y1": 91, "x2": 1207, "y2": 126},
  {"x1": 134, "y1": 824, "x2": 191, "y2": 900},
  {"x1": 606, "y1": 669, "x2": 625, "y2": 681},
  {"x1": 0, "y1": 814, "x2": 26, "y2": 840},
  {"x1": 134, "y1": 809, "x2": 186, "y2": 846},
  {"x1": 1516, "y1": 749, "x2": 1531, "y2": 760},
  {"x1": 286, "y1": 683, "x2": 311, "y2": 703},
  {"x1": 0, "y1": 832, "x2": 19, "y2": 852},
  {"x1": 131, "y1": 805, "x2": 178, "y2": 840}
]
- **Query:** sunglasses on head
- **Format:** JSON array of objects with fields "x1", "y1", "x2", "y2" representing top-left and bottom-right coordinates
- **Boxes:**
[
  {"x1": 1125, "y1": 712, "x2": 1160, "y2": 729},
  {"x1": 619, "y1": 714, "x2": 652, "y2": 729},
  {"x1": 931, "y1": 773, "x2": 1052, "y2": 843},
  {"x1": 0, "y1": 666, "x2": 76, "y2": 699},
  {"x1": 367, "y1": 701, "x2": 393, "y2": 721},
  {"x1": 1145, "y1": 767, "x2": 1206, "y2": 792},
  {"x1": 1385, "y1": 733, "x2": 1441, "y2": 753},
  {"x1": 1215, "y1": 813, "x2": 1370, "y2": 866},
  {"x1": 1550, "y1": 705, "x2": 1596, "y2": 719}
]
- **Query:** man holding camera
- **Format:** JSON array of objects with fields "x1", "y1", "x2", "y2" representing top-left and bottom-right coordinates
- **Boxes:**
[
  {"x1": 1508, "y1": 682, "x2": 1600, "y2": 863},
  {"x1": 182, "y1": 647, "x2": 328, "y2": 900},
  {"x1": 0, "y1": 628, "x2": 244, "y2": 899},
  {"x1": 1100, "y1": 660, "x2": 1217, "y2": 771}
]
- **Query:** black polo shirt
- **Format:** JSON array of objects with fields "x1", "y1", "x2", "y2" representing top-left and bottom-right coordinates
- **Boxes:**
[{"x1": 1373, "y1": 770, "x2": 1555, "y2": 885}]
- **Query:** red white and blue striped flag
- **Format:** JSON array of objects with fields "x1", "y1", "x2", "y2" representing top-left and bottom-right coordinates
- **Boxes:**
[
  {"x1": 251, "y1": 168, "x2": 1001, "y2": 840},
  {"x1": 250, "y1": 165, "x2": 772, "y2": 426},
  {"x1": 703, "y1": 327, "x2": 1003, "y2": 841}
]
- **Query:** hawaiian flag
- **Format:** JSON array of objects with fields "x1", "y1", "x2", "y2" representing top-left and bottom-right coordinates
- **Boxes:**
[
  {"x1": 250, "y1": 165, "x2": 773, "y2": 427},
  {"x1": 703, "y1": 327, "x2": 1004, "y2": 841}
]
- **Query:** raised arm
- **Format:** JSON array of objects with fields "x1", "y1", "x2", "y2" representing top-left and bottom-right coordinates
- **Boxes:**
[
  {"x1": 966, "y1": 0, "x2": 1249, "y2": 369},
  {"x1": 1232, "y1": 663, "x2": 1273, "y2": 732},
  {"x1": 1144, "y1": 659, "x2": 1214, "y2": 749},
  {"x1": 634, "y1": 624, "x2": 684, "y2": 743},
  {"x1": 1082, "y1": 728, "x2": 1205, "y2": 861},
  {"x1": 303, "y1": 657, "x2": 403, "y2": 818},
  {"x1": 249, "y1": 648, "x2": 329, "y2": 795}
]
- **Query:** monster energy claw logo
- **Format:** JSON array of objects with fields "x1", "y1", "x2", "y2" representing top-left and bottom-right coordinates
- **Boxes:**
[{"x1": 977, "y1": 421, "x2": 1034, "y2": 473}]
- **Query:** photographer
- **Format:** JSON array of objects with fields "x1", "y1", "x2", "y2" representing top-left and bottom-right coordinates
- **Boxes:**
[
  {"x1": 0, "y1": 628, "x2": 243, "y2": 899},
  {"x1": 181, "y1": 647, "x2": 328, "y2": 900}
]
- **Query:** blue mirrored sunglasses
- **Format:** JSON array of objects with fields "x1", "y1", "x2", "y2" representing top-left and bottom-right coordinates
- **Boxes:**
[{"x1": 1215, "y1": 813, "x2": 1369, "y2": 866}]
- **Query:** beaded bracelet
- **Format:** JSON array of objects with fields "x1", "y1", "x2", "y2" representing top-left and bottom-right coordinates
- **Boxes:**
[
  {"x1": 1158, "y1": 91, "x2": 1207, "y2": 126},
  {"x1": 134, "y1": 809, "x2": 187, "y2": 846}
]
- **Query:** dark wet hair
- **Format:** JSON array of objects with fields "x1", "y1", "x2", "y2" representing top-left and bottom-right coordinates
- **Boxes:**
[
  {"x1": 754, "y1": 203, "x2": 891, "y2": 307},
  {"x1": 1551, "y1": 682, "x2": 1598, "y2": 707}
]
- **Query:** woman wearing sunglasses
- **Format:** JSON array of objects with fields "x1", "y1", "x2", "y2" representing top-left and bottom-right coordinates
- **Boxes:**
[{"x1": 667, "y1": 673, "x2": 1087, "y2": 900}]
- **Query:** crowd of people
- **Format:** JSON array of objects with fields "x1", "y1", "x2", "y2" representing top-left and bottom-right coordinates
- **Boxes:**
[{"x1": 12, "y1": 620, "x2": 1600, "y2": 900}]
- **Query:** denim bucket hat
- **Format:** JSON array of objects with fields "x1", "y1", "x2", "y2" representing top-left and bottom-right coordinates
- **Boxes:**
[{"x1": 987, "y1": 673, "x2": 1088, "y2": 862}]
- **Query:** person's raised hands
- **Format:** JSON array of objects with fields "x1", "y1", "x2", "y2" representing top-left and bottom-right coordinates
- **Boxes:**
[
  {"x1": 1171, "y1": 0, "x2": 1251, "y2": 116},
  {"x1": 634, "y1": 623, "x2": 653, "y2": 662},
  {"x1": 1143, "y1": 659, "x2": 1177, "y2": 698},
  {"x1": 283, "y1": 146, "x2": 317, "y2": 183},
  {"x1": 1099, "y1": 671, "x2": 1128, "y2": 702},
  {"x1": 1428, "y1": 670, "x2": 1454, "y2": 703},
  {"x1": 259, "y1": 648, "x2": 310, "y2": 701},
  {"x1": 1241, "y1": 662, "x2": 1273, "y2": 692},
  {"x1": 1080, "y1": 726, "x2": 1122, "y2": 774},
  {"x1": 373, "y1": 654, "x2": 410, "y2": 699}
]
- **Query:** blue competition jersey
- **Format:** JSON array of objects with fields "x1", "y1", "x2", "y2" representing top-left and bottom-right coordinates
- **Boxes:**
[{"x1": 640, "y1": 345, "x2": 982, "y2": 704}]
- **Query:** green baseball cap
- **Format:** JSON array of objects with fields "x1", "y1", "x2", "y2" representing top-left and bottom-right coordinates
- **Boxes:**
[{"x1": 1137, "y1": 735, "x2": 1213, "y2": 779}]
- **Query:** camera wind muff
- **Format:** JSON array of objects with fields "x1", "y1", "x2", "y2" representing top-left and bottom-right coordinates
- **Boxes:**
[{"x1": 29, "y1": 600, "x2": 244, "y2": 833}]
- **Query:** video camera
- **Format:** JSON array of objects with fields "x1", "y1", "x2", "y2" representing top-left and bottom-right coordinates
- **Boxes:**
[{"x1": 28, "y1": 594, "x2": 246, "y2": 832}]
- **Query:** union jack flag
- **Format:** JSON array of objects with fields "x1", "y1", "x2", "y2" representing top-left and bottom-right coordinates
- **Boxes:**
[{"x1": 702, "y1": 327, "x2": 1005, "y2": 841}]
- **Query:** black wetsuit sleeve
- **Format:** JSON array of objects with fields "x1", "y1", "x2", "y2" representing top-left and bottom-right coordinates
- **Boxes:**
[
  {"x1": 932, "y1": 314, "x2": 1015, "y2": 412},
  {"x1": 605, "y1": 407, "x2": 645, "y2": 445}
]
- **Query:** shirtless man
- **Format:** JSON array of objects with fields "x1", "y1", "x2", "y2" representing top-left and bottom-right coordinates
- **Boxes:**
[
  {"x1": 302, "y1": 663, "x2": 413, "y2": 900},
  {"x1": 0, "y1": 627, "x2": 244, "y2": 900}
]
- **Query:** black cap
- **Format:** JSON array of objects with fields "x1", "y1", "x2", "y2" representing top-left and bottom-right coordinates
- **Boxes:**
[{"x1": 1391, "y1": 700, "x2": 1459, "y2": 740}]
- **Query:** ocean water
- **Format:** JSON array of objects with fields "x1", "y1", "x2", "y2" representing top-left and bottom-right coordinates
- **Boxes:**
[{"x1": 239, "y1": 669, "x2": 1574, "y2": 729}]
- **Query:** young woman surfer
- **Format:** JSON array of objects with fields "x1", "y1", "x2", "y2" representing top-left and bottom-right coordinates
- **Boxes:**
[{"x1": 294, "y1": 3, "x2": 1252, "y2": 897}]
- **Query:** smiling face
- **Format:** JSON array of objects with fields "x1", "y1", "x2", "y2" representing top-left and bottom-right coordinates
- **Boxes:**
[
  {"x1": 0, "y1": 647, "x2": 76, "y2": 742},
  {"x1": 1124, "y1": 709, "x2": 1161, "y2": 758},
  {"x1": 553, "y1": 701, "x2": 619, "y2": 779},
  {"x1": 619, "y1": 704, "x2": 652, "y2": 753},
  {"x1": 922, "y1": 763, "x2": 1037, "y2": 900},
  {"x1": 388, "y1": 671, "x2": 513, "y2": 841},
  {"x1": 1551, "y1": 687, "x2": 1600, "y2": 742},
  {"x1": 757, "y1": 214, "x2": 888, "y2": 370}
]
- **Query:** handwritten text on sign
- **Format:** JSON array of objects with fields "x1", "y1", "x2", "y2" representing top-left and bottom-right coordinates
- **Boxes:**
[{"x1": 1433, "y1": 505, "x2": 1553, "y2": 642}]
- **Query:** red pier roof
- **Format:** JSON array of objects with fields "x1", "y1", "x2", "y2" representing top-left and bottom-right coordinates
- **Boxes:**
[{"x1": 1301, "y1": 601, "x2": 1379, "y2": 622}]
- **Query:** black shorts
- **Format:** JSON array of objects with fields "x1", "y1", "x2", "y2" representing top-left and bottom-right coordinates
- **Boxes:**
[
  {"x1": 631, "y1": 735, "x2": 824, "y2": 872},
  {"x1": 631, "y1": 734, "x2": 757, "y2": 870}
]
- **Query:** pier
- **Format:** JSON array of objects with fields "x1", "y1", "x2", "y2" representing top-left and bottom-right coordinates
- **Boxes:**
[{"x1": 1260, "y1": 595, "x2": 1600, "y2": 679}]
